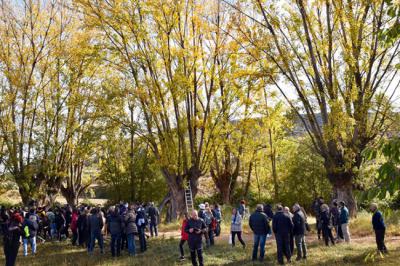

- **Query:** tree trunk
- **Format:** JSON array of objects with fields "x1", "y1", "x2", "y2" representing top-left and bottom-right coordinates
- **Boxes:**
[
  {"x1": 328, "y1": 171, "x2": 357, "y2": 217},
  {"x1": 243, "y1": 161, "x2": 254, "y2": 198},
  {"x1": 61, "y1": 187, "x2": 79, "y2": 207},
  {"x1": 168, "y1": 185, "x2": 186, "y2": 221},
  {"x1": 211, "y1": 170, "x2": 234, "y2": 204},
  {"x1": 18, "y1": 185, "x2": 32, "y2": 206}
]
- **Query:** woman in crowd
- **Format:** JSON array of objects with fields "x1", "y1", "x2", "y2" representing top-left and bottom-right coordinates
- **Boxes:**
[
  {"x1": 179, "y1": 213, "x2": 189, "y2": 260},
  {"x1": 230, "y1": 208, "x2": 246, "y2": 248},
  {"x1": 320, "y1": 204, "x2": 335, "y2": 246}
]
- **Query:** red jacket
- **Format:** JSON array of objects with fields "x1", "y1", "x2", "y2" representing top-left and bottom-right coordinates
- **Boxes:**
[
  {"x1": 181, "y1": 219, "x2": 188, "y2": 241},
  {"x1": 70, "y1": 212, "x2": 78, "y2": 232}
]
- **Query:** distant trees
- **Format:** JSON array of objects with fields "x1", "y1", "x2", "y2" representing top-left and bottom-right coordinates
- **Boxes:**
[{"x1": 0, "y1": 0, "x2": 102, "y2": 205}]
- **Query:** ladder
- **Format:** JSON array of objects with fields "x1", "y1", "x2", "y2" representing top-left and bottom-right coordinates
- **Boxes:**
[{"x1": 185, "y1": 180, "x2": 194, "y2": 214}]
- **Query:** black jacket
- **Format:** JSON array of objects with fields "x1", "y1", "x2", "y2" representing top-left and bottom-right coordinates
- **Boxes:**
[
  {"x1": 320, "y1": 210, "x2": 332, "y2": 230},
  {"x1": 147, "y1": 206, "x2": 159, "y2": 224},
  {"x1": 249, "y1": 210, "x2": 270, "y2": 235},
  {"x1": 263, "y1": 204, "x2": 274, "y2": 220},
  {"x1": 184, "y1": 218, "x2": 206, "y2": 243},
  {"x1": 272, "y1": 211, "x2": 293, "y2": 236},
  {"x1": 292, "y1": 210, "x2": 306, "y2": 236}
]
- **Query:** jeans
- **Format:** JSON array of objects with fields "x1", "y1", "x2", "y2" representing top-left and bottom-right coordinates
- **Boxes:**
[
  {"x1": 340, "y1": 223, "x2": 351, "y2": 243},
  {"x1": 150, "y1": 222, "x2": 158, "y2": 237},
  {"x1": 127, "y1": 233, "x2": 136, "y2": 255},
  {"x1": 252, "y1": 234, "x2": 267, "y2": 260},
  {"x1": 88, "y1": 229, "x2": 104, "y2": 253},
  {"x1": 375, "y1": 229, "x2": 387, "y2": 252},
  {"x1": 231, "y1": 231, "x2": 245, "y2": 247},
  {"x1": 50, "y1": 223, "x2": 57, "y2": 238},
  {"x1": 276, "y1": 233, "x2": 291, "y2": 264},
  {"x1": 294, "y1": 234, "x2": 307, "y2": 259},
  {"x1": 23, "y1": 237, "x2": 36, "y2": 256},
  {"x1": 207, "y1": 229, "x2": 214, "y2": 246},
  {"x1": 110, "y1": 233, "x2": 121, "y2": 257}
]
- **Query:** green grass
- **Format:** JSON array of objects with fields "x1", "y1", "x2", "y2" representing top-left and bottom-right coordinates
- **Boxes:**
[{"x1": 1, "y1": 234, "x2": 399, "y2": 266}]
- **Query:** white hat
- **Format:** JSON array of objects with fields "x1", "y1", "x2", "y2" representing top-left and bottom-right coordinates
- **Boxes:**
[{"x1": 199, "y1": 203, "x2": 205, "y2": 210}]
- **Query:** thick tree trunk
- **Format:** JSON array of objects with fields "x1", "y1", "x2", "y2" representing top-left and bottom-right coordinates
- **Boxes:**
[
  {"x1": 333, "y1": 180, "x2": 357, "y2": 217},
  {"x1": 211, "y1": 170, "x2": 235, "y2": 204},
  {"x1": 161, "y1": 166, "x2": 201, "y2": 222},
  {"x1": 327, "y1": 171, "x2": 357, "y2": 217},
  {"x1": 18, "y1": 186, "x2": 32, "y2": 206},
  {"x1": 61, "y1": 187, "x2": 80, "y2": 207},
  {"x1": 168, "y1": 185, "x2": 186, "y2": 221}
]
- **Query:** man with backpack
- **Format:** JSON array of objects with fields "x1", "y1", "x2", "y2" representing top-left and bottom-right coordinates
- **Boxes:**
[
  {"x1": 147, "y1": 202, "x2": 159, "y2": 237},
  {"x1": 22, "y1": 212, "x2": 39, "y2": 256},
  {"x1": 136, "y1": 205, "x2": 148, "y2": 252}
]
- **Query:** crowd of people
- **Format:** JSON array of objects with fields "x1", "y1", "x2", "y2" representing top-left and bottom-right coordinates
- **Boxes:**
[
  {"x1": 0, "y1": 197, "x2": 388, "y2": 266},
  {"x1": 180, "y1": 198, "x2": 388, "y2": 266},
  {"x1": 0, "y1": 201, "x2": 160, "y2": 266}
]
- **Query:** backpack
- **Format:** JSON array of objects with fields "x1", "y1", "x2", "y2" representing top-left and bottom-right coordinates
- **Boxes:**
[
  {"x1": 24, "y1": 225, "x2": 30, "y2": 237},
  {"x1": 211, "y1": 217, "x2": 217, "y2": 231}
]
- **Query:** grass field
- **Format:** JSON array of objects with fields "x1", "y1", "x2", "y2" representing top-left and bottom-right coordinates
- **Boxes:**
[
  {"x1": 0, "y1": 233, "x2": 399, "y2": 265},
  {"x1": 1, "y1": 211, "x2": 399, "y2": 265}
]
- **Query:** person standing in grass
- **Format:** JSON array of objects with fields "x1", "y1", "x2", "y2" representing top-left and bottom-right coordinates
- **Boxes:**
[
  {"x1": 370, "y1": 203, "x2": 387, "y2": 253},
  {"x1": 179, "y1": 213, "x2": 189, "y2": 261},
  {"x1": 339, "y1": 201, "x2": 351, "y2": 243},
  {"x1": 249, "y1": 204, "x2": 270, "y2": 262},
  {"x1": 284, "y1": 206, "x2": 294, "y2": 255},
  {"x1": 88, "y1": 207, "x2": 104, "y2": 254},
  {"x1": 77, "y1": 208, "x2": 89, "y2": 247},
  {"x1": 273, "y1": 204, "x2": 294, "y2": 265},
  {"x1": 136, "y1": 205, "x2": 148, "y2": 252},
  {"x1": 147, "y1": 202, "x2": 159, "y2": 237},
  {"x1": 3, "y1": 212, "x2": 23, "y2": 266},
  {"x1": 70, "y1": 208, "x2": 79, "y2": 246},
  {"x1": 320, "y1": 204, "x2": 335, "y2": 246},
  {"x1": 212, "y1": 204, "x2": 222, "y2": 237},
  {"x1": 125, "y1": 205, "x2": 138, "y2": 256},
  {"x1": 230, "y1": 208, "x2": 246, "y2": 248},
  {"x1": 292, "y1": 204, "x2": 307, "y2": 261},
  {"x1": 185, "y1": 210, "x2": 207, "y2": 266},
  {"x1": 330, "y1": 201, "x2": 340, "y2": 240},
  {"x1": 203, "y1": 206, "x2": 215, "y2": 247},
  {"x1": 108, "y1": 206, "x2": 124, "y2": 257},
  {"x1": 22, "y1": 212, "x2": 38, "y2": 256}
]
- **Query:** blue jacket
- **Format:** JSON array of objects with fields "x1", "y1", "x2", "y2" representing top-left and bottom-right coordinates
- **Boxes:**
[
  {"x1": 249, "y1": 210, "x2": 270, "y2": 235},
  {"x1": 372, "y1": 211, "x2": 386, "y2": 230},
  {"x1": 339, "y1": 207, "x2": 349, "y2": 224}
]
